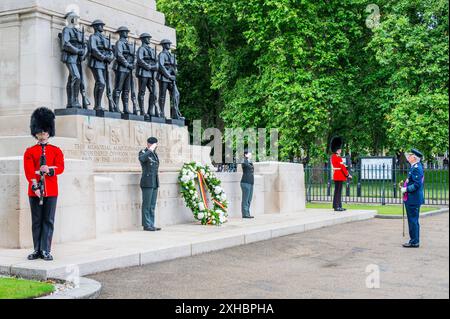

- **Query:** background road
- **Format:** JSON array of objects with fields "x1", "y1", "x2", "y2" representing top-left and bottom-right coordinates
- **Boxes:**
[{"x1": 89, "y1": 214, "x2": 449, "y2": 299}]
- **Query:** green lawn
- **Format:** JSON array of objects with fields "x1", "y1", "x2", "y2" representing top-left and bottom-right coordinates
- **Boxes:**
[
  {"x1": 0, "y1": 277, "x2": 54, "y2": 299},
  {"x1": 306, "y1": 203, "x2": 440, "y2": 216}
]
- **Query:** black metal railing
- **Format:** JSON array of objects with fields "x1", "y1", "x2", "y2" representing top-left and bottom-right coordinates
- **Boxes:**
[{"x1": 305, "y1": 164, "x2": 449, "y2": 206}]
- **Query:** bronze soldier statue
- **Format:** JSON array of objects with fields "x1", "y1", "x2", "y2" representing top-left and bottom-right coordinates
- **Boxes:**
[
  {"x1": 60, "y1": 11, "x2": 90, "y2": 109},
  {"x1": 157, "y1": 39, "x2": 184, "y2": 120},
  {"x1": 88, "y1": 20, "x2": 117, "y2": 112},
  {"x1": 137, "y1": 33, "x2": 161, "y2": 120},
  {"x1": 112, "y1": 26, "x2": 135, "y2": 114}
]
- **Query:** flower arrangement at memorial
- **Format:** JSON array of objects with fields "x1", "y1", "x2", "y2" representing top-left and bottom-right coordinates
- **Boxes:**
[{"x1": 178, "y1": 162, "x2": 228, "y2": 226}]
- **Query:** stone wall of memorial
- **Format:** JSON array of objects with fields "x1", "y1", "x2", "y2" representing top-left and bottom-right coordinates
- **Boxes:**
[{"x1": 0, "y1": 0, "x2": 307, "y2": 249}]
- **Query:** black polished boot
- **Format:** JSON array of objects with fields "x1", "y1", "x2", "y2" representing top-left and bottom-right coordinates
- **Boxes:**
[{"x1": 27, "y1": 251, "x2": 41, "y2": 260}]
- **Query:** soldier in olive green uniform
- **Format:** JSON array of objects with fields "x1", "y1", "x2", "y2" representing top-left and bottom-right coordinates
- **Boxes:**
[
  {"x1": 138, "y1": 137, "x2": 161, "y2": 231},
  {"x1": 241, "y1": 149, "x2": 255, "y2": 219}
]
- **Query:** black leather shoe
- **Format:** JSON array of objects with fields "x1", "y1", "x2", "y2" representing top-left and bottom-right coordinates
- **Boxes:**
[
  {"x1": 27, "y1": 251, "x2": 41, "y2": 260},
  {"x1": 402, "y1": 243, "x2": 420, "y2": 248},
  {"x1": 340, "y1": 208, "x2": 347, "y2": 211},
  {"x1": 41, "y1": 251, "x2": 54, "y2": 261},
  {"x1": 243, "y1": 216, "x2": 255, "y2": 219},
  {"x1": 144, "y1": 227, "x2": 162, "y2": 232},
  {"x1": 334, "y1": 208, "x2": 344, "y2": 212}
]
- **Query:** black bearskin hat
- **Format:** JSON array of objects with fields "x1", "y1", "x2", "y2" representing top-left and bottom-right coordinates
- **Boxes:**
[
  {"x1": 330, "y1": 136, "x2": 344, "y2": 153},
  {"x1": 30, "y1": 107, "x2": 56, "y2": 138}
]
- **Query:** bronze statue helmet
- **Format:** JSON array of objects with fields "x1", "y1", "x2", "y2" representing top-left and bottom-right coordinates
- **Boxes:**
[
  {"x1": 140, "y1": 33, "x2": 152, "y2": 39},
  {"x1": 116, "y1": 26, "x2": 130, "y2": 33},
  {"x1": 91, "y1": 19, "x2": 105, "y2": 27},
  {"x1": 160, "y1": 39, "x2": 172, "y2": 45},
  {"x1": 64, "y1": 11, "x2": 79, "y2": 19}
]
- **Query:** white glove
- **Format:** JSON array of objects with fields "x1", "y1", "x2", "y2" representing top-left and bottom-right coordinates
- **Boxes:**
[{"x1": 401, "y1": 187, "x2": 407, "y2": 194}]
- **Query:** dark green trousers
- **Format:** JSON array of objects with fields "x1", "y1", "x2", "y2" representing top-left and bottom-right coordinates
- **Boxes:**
[
  {"x1": 240, "y1": 182, "x2": 254, "y2": 217},
  {"x1": 141, "y1": 187, "x2": 158, "y2": 228}
]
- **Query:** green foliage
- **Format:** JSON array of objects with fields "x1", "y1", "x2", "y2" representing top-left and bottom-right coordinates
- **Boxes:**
[{"x1": 158, "y1": 0, "x2": 449, "y2": 161}]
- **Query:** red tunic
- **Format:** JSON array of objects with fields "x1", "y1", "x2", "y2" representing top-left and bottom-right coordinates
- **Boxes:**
[
  {"x1": 331, "y1": 153, "x2": 349, "y2": 182},
  {"x1": 23, "y1": 143, "x2": 65, "y2": 197}
]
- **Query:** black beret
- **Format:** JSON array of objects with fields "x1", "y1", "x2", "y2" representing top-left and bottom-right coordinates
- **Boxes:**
[{"x1": 147, "y1": 137, "x2": 158, "y2": 144}]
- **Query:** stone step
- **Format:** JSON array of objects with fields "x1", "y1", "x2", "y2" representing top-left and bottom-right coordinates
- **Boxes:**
[{"x1": 0, "y1": 209, "x2": 376, "y2": 281}]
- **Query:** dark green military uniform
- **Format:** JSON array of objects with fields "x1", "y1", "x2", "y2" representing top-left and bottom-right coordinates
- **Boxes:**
[
  {"x1": 139, "y1": 148, "x2": 160, "y2": 229},
  {"x1": 241, "y1": 158, "x2": 254, "y2": 218}
]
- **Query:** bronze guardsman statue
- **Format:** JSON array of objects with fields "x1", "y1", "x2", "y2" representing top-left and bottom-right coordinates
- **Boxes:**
[
  {"x1": 60, "y1": 11, "x2": 91, "y2": 109},
  {"x1": 88, "y1": 20, "x2": 117, "y2": 112},
  {"x1": 113, "y1": 26, "x2": 135, "y2": 114},
  {"x1": 157, "y1": 39, "x2": 184, "y2": 120},
  {"x1": 137, "y1": 33, "x2": 162, "y2": 120}
]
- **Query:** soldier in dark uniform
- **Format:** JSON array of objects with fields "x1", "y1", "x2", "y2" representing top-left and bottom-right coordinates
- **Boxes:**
[
  {"x1": 60, "y1": 11, "x2": 89, "y2": 109},
  {"x1": 157, "y1": 39, "x2": 184, "y2": 120},
  {"x1": 113, "y1": 26, "x2": 135, "y2": 114},
  {"x1": 241, "y1": 149, "x2": 255, "y2": 219},
  {"x1": 139, "y1": 137, "x2": 161, "y2": 231},
  {"x1": 88, "y1": 19, "x2": 116, "y2": 111},
  {"x1": 24, "y1": 108, "x2": 65, "y2": 261},
  {"x1": 401, "y1": 149, "x2": 425, "y2": 248},
  {"x1": 136, "y1": 33, "x2": 161, "y2": 120}
]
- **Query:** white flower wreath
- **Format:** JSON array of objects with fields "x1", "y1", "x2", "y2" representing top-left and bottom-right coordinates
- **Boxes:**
[{"x1": 178, "y1": 162, "x2": 228, "y2": 226}]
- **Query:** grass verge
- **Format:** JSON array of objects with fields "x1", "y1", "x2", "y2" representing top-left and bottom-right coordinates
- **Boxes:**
[
  {"x1": 306, "y1": 203, "x2": 441, "y2": 215},
  {"x1": 0, "y1": 277, "x2": 54, "y2": 299}
]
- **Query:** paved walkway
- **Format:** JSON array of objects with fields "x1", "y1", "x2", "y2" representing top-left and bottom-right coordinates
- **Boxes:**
[
  {"x1": 90, "y1": 214, "x2": 449, "y2": 299},
  {"x1": 0, "y1": 209, "x2": 374, "y2": 280}
]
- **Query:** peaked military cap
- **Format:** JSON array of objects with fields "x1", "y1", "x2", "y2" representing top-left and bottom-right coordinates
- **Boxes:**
[{"x1": 411, "y1": 149, "x2": 424, "y2": 159}]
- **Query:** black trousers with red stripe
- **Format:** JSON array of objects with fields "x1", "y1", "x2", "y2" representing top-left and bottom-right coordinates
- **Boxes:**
[
  {"x1": 29, "y1": 196, "x2": 57, "y2": 253},
  {"x1": 332, "y1": 181, "x2": 343, "y2": 209}
]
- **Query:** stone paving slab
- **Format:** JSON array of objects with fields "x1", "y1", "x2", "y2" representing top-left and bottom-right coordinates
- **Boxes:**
[{"x1": 0, "y1": 209, "x2": 375, "y2": 280}]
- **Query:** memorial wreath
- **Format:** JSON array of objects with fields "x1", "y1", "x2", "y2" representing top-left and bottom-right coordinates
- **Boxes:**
[{"x1": 178, "y1": 162, "x2": 228, "y2": 226}]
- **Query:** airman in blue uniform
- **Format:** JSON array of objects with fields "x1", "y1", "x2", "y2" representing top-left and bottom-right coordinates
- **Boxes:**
[{"x1": 401, "y1": 149, "x2": 425, "y2": 248}]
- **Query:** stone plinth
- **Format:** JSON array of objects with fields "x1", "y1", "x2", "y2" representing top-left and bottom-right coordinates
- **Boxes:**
[
  {"x1": 0, "y1": 157, "x2": 96, "y2": 249},
  {"x1": 0, "y1": 114, "x2": 211, "y2": 172},
  {"x1": 254, "y1": 162, "x2": 306, "y2": 214}
]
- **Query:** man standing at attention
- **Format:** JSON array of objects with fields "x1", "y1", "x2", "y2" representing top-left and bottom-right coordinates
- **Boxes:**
[
  {"x1": 401, "y1": 149, "x2": 425, "y2": 248},
  {"x1": 139, "y1": 137, "x2": 162, "y2": 231},
  {"x1": 241, "y1": 149, "x2": 255, "y2": 219},
  {"x1": 330, "y1": 137, "x2": 352, "y2": 212},
  {"x1": 24, "y1": 107, "x2": 65, "y2": 261}
]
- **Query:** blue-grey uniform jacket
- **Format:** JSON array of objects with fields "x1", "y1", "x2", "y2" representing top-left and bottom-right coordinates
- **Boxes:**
[
  {"x1": 139, "y1": 149, "x2": 160, "y2": 188},
  {"x1": 405, "y1": 162, "x2": 425, "y2": 206}
]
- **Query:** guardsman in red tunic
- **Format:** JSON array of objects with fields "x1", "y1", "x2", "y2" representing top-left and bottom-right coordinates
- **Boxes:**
[
  {"x1": 24, "y1": 107, "x2": 65, "y2": 261},
  {"x1": 330, "y1": 137, "x2": 352, "y2": 211}
]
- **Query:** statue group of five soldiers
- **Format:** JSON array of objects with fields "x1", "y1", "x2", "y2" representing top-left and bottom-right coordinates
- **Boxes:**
[{"x1": 60, "y1": 11, "x2": 184, "y2": 121}]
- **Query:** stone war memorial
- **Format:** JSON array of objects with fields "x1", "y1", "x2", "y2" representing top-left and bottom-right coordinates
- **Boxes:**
[{"x1": 0, "y1": 0, "x2": 306, "y2": 250}]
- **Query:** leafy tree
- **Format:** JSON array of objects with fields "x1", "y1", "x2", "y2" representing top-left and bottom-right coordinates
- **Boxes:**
[{"x1": 157, "y1": 0, "x2": 449, "y2": 162}]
